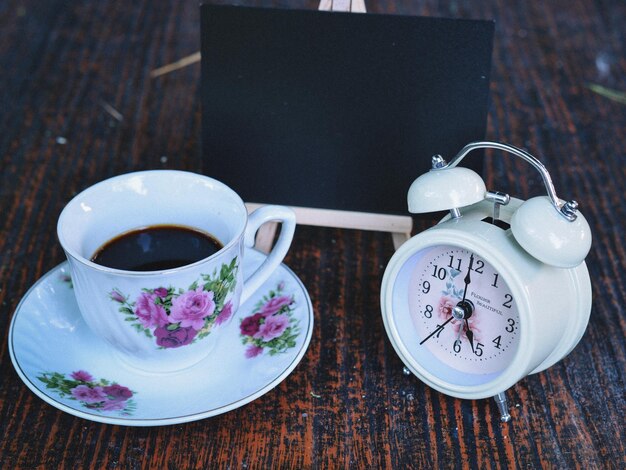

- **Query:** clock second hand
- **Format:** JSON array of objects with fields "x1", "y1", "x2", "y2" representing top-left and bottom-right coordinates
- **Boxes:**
[{"x1": 419, "y1": 316, "x2": 454, "y2": 345}]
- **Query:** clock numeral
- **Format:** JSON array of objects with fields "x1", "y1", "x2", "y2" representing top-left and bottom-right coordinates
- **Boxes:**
[
  {"x1": 421, "y1": 280, "x2": 431, "y2": 294},
  {"x1": 431, "y1": 265, "x2": 446, "y2": 280},
  {"x1": 447, "y1": 255, "x2": 462, "y2": 271},
  {"x1": 503, "y1": 294, "x2": 513, "y2": 309},
  {"x1": 492, "y1": 273, "x2": 499, "y2": 288},
  {"x1": 423, "y1": 304, "x2": 433, "y2": 318},
  {"x1": 505, "y1": 318, "x2": 516, "y2": 332},
  {"x1": 453, "y1": 339, "x2": 484, "y2": 356},
  {"x1": 492, "y1": 335, "x2": 502, "y2": 349},
  {"x1": 474, "y1": 259, "x2": 485, "y2": 274},
  {"x1": 433, "y1": 324, "x2": 445, "y2": 338}
]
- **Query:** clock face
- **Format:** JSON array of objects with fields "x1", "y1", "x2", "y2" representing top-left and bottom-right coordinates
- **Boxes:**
[{"x1": 407, "y1": 245, "x2": 520, "y2": 376}]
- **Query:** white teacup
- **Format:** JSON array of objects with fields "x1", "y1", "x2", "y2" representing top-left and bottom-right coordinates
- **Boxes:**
[{"x1": 57, "y1": 170, "x2": 296, "y2": 373}]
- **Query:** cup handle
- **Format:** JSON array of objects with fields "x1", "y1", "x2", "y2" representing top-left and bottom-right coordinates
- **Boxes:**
[{"x1": 241, "y1": 205, "x2": 296, "y2": 303}]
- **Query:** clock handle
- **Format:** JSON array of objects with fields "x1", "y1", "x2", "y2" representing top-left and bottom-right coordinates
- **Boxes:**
[
  {"x1": 494, "y1": 391, "x2": 512, "y2": 423},
  {"x1": 437, "y1": 141, "x2": 579, "y2": 221},
  {"x1": 434, "y1": 141, "x2": 592, "y2": 267}
]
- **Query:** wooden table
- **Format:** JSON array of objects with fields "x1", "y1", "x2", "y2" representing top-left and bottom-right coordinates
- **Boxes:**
[{"x1": 1, "y1": 0, "x2": 624, "y2": 467}]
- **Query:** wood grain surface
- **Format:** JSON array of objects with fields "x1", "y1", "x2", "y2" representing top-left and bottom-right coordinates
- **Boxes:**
[{"x1": 0, "y1": 0, "x2": 624, "y2": 468}]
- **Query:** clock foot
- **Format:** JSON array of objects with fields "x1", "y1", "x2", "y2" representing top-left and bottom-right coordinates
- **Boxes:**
[{"x1": 494, "y1": 392, "x2": 512, "y2": 422}]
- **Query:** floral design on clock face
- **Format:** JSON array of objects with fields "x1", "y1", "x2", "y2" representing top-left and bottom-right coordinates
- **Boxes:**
[{"x1": 408, "y1": 245, "x2": 520, "y2": 375}]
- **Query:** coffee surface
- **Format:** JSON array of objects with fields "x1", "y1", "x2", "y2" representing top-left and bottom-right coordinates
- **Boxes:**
[{"x1": 91, "y1": 225, "x2": 223, "y2": 271}]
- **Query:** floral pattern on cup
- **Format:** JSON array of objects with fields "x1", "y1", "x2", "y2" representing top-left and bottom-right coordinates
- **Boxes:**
[
  {"x1": 110, "y1": 257, "x2": 238, "y2": 349},
  {"x1": 37, "y1": 370, "x2": 136, "y2": 415},
  {"x1": 239, "y1": 282, "x2": 300, "y2": 358}
]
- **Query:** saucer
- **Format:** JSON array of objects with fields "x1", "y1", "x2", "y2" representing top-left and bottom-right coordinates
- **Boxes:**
[{"x1": 8, "y1": 249, "x2": 313, "y2": 426}]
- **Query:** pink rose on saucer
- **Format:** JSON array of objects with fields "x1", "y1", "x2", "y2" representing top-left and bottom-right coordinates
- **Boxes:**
[
  {"x1": 240, "y1": 313, "x2": 264, "y2": 337},
  {"x1": 260, "y1": 295, "x2": 292, "y2": 317},
  {"x1": 101, "y1": 400, "x2": 126, "y2": 411},
  {"x1": 239, "y1": 283, "x2": 300, "y2": 358},
  {"x1": 71, "y1": 385, "x2": 107, "y2": 403},
  {"x1": 70, "y1": 370, "x2": 94, "y2": 382},
  {"x1": 103, "y1": 384, "x2": 133, "y2": 402},
  {"x1": 169, "y1": 288, "x2": 215, "y2": 330},
  {"x1": 245, "y1": 345, "x2": 264, "y2": 358},
  {"x1": 255, "y1": 314, "x2": 289, "y2": 341},
  {"x1": 39, "y1": 370, "x2": 136, "y2": 415},
  {"x1": 135, "y1": 292, "x2": 168, "y2": 329}
]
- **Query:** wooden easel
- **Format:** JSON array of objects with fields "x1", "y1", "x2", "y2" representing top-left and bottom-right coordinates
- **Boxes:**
[{"x1": 248, "y1": 0, "x2": 413, "y2": 253}]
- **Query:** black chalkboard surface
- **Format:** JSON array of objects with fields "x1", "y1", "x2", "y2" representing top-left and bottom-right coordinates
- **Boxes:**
[{"x1": 201, "y1": 5, "x2": 493, "y2": 216}]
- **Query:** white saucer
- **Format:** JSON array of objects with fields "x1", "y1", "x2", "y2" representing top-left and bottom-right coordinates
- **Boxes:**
[{"x1": 8, "y1": 249, "x2": 313, "y2": 426}]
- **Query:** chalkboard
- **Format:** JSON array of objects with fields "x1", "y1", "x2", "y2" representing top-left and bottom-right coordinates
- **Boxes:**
[{"x1": 201, "y1": 4, "x2": 493, "y2": 216}]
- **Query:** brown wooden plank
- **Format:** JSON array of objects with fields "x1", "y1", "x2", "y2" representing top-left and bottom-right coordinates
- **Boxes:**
[{"x1": 0, "y1": 0, "x2": 624, "y2": 468}]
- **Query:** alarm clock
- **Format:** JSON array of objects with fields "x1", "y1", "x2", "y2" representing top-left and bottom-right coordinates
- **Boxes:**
[{"x1": 380, "y1": 141, "x2": 592, "y2": 422}]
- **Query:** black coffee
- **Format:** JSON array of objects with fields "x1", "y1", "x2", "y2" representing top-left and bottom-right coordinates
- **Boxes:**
[{"x1": 91, "y1": 225, "x2": 223, "y2": 271}]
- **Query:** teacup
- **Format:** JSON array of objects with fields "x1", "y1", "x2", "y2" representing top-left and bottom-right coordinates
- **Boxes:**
[{"x1": 57, "y1": 170, "x2": 296, "y2": 373}]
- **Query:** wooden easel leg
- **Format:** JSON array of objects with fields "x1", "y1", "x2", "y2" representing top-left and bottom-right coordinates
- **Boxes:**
[{"x1": 391, "y1": 232, "x2": 411, "y2": 251}]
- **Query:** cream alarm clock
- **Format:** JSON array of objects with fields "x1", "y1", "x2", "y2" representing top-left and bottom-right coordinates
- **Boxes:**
[{"x1": 380, "y1": 141, "x2": 592, "y2": 422}]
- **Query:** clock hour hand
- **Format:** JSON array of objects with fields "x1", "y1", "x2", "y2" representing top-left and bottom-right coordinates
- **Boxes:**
[{"x1": 420, "y1": 316, "x2": 454, "y2": 345}]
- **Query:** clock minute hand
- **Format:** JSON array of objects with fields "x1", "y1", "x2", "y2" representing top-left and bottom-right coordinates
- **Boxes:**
[{"x1": 462, "y1": 254, "x2": 474, "y2": 302}]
